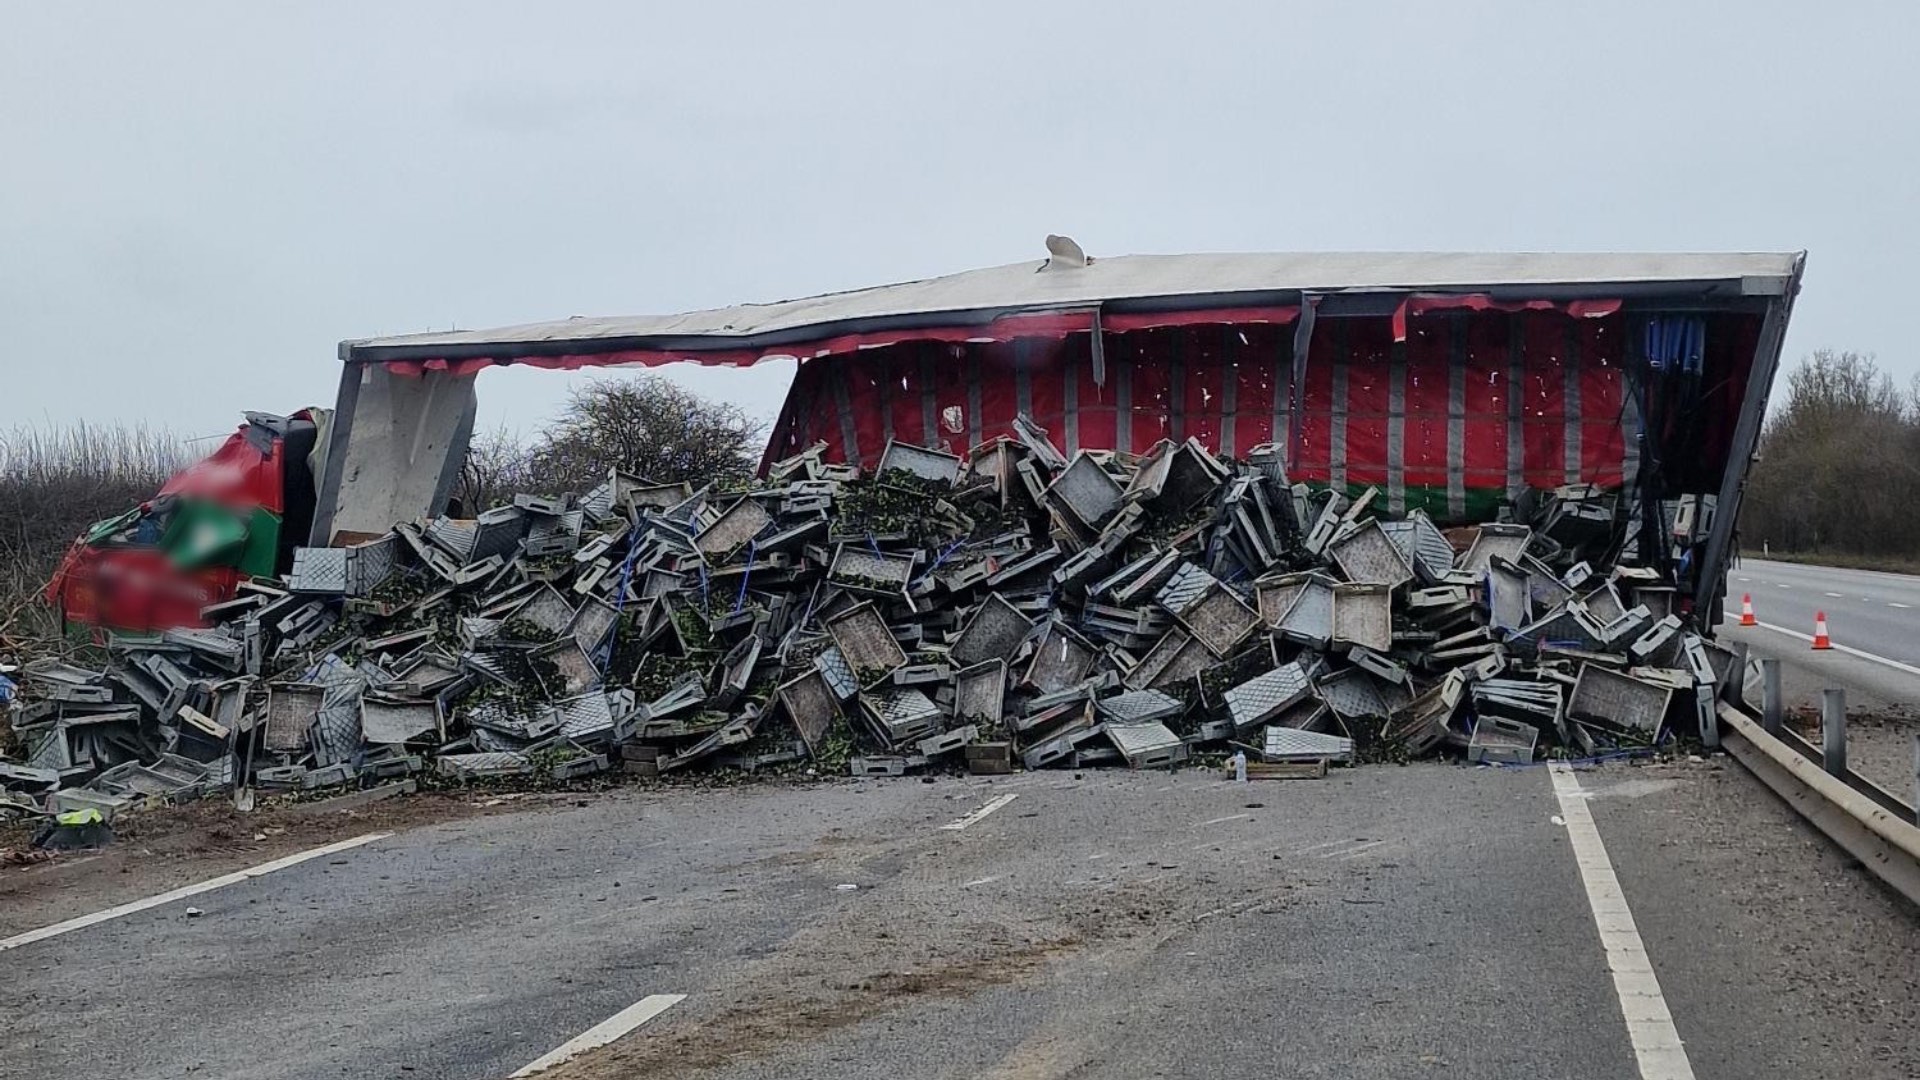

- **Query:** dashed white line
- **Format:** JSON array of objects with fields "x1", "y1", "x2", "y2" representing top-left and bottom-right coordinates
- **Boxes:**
[
  {"x1": 939, "y1": 793, "x2": 1020, "y2": 831},
  {"x1": 509, "y1": 994, "x2": 685, "y2": 1076},
  {"x1": 0, "y1": 832, "x2": 391, "y2": 952},
  {"x1": 962, "y1": 876, "x2": 1001, "y2": 888},
  {"x1": 1334, "y1": 839, "x2": 1392, "y2": 860},
  {"x1": 1199, "y1": 813, "x2": 1250, "y2": 826},
  {"x1": 1890, "y1": 602, "x2": 1912, "y2": 609},
  {"x1": 1736, "y1": 576, "x2": 1750, "y2": 582},
  {"x1": 1550, "y1": 765, "x2": 1696, "y2": 1080},
  {"x1": 1751, "y1": 621, "x2": 1920, "y2": 677},
  {"x1": 1825, "y1": 592, "x2": 1844, "y2": 598},
  {"x1": 1776, "y1": 583, "x2": 1792, "y2": 589}
]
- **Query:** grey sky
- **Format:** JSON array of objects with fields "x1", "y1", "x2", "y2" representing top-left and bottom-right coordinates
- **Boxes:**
[{"x1": 3, "y1": 2, "x2": 1913, "y2": 447}]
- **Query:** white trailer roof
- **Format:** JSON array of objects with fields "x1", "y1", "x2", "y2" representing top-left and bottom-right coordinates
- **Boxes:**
[{"x1": 346, "y1": 249, "x2": 1802, "y2": 359}]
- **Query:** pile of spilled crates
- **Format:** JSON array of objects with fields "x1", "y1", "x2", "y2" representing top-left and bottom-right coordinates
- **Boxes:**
[{"x1": 0, "y1": 416, "x2": 1741, "y2": 820}]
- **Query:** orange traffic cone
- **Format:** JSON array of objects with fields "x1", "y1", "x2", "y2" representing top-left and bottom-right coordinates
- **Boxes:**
[
  {"x1": 1739, "y1": 593, "x2": 1757, "y2": 626},
  {"x1": 1811, "y1": 611, "x2": 1832, "y2": 650}
]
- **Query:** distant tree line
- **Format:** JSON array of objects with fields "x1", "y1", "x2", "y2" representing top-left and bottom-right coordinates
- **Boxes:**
[{"x1": 1740, "y1": 350, "x2": 1920, "y2": 560}]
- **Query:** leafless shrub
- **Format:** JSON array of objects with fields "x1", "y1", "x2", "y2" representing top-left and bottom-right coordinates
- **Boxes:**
[{"x1": 0, "y1": 422, "x2": 194, "y2": 649}]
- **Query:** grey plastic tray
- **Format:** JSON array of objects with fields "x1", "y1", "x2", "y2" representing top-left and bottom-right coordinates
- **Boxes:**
[
  {"x1": 825, "y1": 601, "x2": 908, "y2": 685},
  {"x1": 1327, "y1": 520, "x2": 1414, "y2": 589},
  {"x1": 1331, "y1": 583, "x2": 1392, "y2": 652}
]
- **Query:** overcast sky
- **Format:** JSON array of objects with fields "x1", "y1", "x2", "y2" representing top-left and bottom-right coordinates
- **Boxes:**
[{"x1": 3, "y1": 2, "x2": 1913, "y2": 447}]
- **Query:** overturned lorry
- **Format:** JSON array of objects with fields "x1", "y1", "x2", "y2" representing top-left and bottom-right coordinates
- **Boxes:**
[
  {"x1": 320, "y1": 245, "x2": 1801, "y2": 620},
  {"x1": 5, "y1": 244, "x2": 1805, "y2": 807}
]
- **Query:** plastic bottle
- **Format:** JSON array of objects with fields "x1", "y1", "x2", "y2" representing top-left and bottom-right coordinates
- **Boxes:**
[{"x1": 1231, "y1": 750, "x2": 1248, "y2": 783}]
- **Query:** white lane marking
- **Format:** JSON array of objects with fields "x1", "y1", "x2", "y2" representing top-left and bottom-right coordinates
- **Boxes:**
[
  {"x1": 939, "y1": 792, "x2": 1020, "y2": 831},
  {"x1": 962, "y1": 876, "x2": 1000, "y2": 888},
  {"x1": 1333, "y1": 839, "x2": 1392, "y2": 860},
  {"x1": 0, "y1": 832, "x2": 391, "y2": 953},
  {"x1": 1199, "y1": 813, "x2": 1250, "y2": 826},
  {"x1": 1825, "y1": 592, "x2": 1844, "y2": 598},
  {"x1": 1751, "y1": 621, "x2": 1920, "y2": 677},
  {"x1": 509, "y1": 994, "x2": 685, "y2": 1076},
  {"x1": 1549, "y1": 765, "x2": 1696, "y2": 1080},
  {"x1": 1891, "y1": 602, "x2": 1912, "y2": 609},
  {"x1": 1736, "y1": 577, "x2": 1750, "y2": 582},
  {"x1": 1776, "y1": 583, "x2": 1791, "y2": 589}
]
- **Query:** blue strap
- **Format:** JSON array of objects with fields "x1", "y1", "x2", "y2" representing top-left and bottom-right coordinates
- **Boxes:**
[{"x1": 732, "y1": 539, "x2": 758, "y2": 614}]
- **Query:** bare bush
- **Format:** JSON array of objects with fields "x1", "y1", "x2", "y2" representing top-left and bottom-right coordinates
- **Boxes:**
[
  {"x1": 528, "y1": 376, "x2": 761, "y2": 494},
  {"x1": 453, "y1": 425, "x2": 538, "y2": 514},
  {"x1": 0, "y1": 422, "x2": 195, "y2": 647}
]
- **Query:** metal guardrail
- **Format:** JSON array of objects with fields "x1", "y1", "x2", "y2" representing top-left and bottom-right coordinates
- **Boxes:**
[{"x1": 1716, "y1": 662, "x2": 1920, "y2": 906}]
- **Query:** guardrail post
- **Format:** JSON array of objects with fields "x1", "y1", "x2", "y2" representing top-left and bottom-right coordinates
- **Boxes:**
[
  {"x1": 1821, "y1": 688, "x2": 1847, "y2": 777},
  {"x1": 1727, "y1": 641, "x2": 1750, "y2": 709},
  {"x1": 1761, "y1": 658, "x2": 1783, "y2": 736}
]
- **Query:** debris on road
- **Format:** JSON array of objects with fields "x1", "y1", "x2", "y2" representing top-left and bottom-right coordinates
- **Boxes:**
[{"x1": 1, "y1": 423, "x2": 1738, "y2": 819}]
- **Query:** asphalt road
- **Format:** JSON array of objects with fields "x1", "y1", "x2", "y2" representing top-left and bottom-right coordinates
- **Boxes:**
[
  {"x1": 3, "y1": 763, "x2": 1916, "y2": 1080},
  {"x1": 1718, "y1": 557, "x2": 1920, "y2": 794},
  {"x1": 1726, "y1": 557, "x2": 1920, "y2": 667}
]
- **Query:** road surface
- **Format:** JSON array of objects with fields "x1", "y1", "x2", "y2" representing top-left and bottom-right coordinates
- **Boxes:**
[
  {"x1": 1725, "y1": 557, "x2": 1920, "y2": 669},
  {"x1": 3, "y1": 763, "x2": 1916, "y2": 1080},
  {"x1": 1719, "y1": 557, "x2": 1920, "y2": 793}
]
